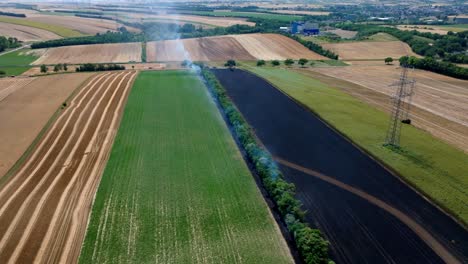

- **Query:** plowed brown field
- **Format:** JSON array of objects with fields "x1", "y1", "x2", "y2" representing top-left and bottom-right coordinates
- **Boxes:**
[
  {"x1": 146, "y1": 33, "x2": 326, "y2": 61},
  {"x1": 32, "y1": 43, "x2": 142, "y2": 65},
  {"x1": 322, "y1": 41, "x2": 419, "y2": 60},
  {"x1": 0, "y1": 22, "x2": 61, "y2": 42},
  {"x1": 0, "y1": 71, "x2": 137, "y2": 264}
]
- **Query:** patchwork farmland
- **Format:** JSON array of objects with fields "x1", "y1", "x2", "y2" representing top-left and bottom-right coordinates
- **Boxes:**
[
  {"x1": 79, "y1": 71, "x2": 292, "y2": 263},
  {"x1": 0, "y1": 71, "x2": 136, "y2": 263},
  {"x1": 147, "y1": 33, "x2": 326, "y2": 61}
]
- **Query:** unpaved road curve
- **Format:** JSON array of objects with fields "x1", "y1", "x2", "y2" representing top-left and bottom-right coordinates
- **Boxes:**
[
  {"x1": 0, "y1": 70, "x2": 137, "y2": 264},
  {"x1": 275, "y1": 157, "x2": 460, "y2": 264}
]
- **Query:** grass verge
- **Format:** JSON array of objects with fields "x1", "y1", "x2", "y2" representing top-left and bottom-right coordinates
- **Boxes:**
[
  {"x1": 0, "y1": 16, "x2": 84, "y2": 37},
  {"x1": 241, "y1": 64, "x2": 468, "y2": 226},
  {"x1": 79, "y1": 70, "x2": 293, "y2": 263}
]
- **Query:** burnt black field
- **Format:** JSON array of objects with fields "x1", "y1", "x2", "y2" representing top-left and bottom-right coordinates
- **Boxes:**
[{"x1": 212, "y1": 69, "x2": 468, "y2": 264}]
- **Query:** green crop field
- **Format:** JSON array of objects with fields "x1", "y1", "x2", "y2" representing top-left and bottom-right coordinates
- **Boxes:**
[
  {"x1": 0, "y1": 49, "x2": 38, "y2": 76},
  {"x1": 242, "y1": 65, "x2": 468, "y2": 225},
  {"x1": 79, "y1": 70, "x2": 292, "y2": 263},
  {"x1": 0, "y1": 16, "x2": 84, "y2": 37},
  {"x1": 183, "y1": 11, "x2": 303, "y2": 22}
]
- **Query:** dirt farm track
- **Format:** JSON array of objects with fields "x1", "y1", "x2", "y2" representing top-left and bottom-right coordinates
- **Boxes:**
[
  {"x1": 0, "y1": 71, "x2": 136, "y2": 263},
  {"x1": 213, "y1": 69, "x2": 468, "y2": 264}
]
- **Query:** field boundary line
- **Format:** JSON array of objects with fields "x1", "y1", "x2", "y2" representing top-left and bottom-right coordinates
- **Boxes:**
[
  {"x1": 0, "y1": 73, "x2": 97, "y2": 187},
  {"x1": 241, "y1": 65, "x2": 468, "y2": 230}
]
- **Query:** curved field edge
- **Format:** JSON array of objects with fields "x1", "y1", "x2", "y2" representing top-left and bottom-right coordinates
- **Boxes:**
[
  {"x1": 241, "y1": 65, "x2": 468, "y2": 227},
  {"x1": 79, "y1": 70, "x2": 293, "y2": 263},
  {"x1": 0, "y1": 73, "x2": 97, "y2": 186},
  {"x1": 0, "y1": 16, "x2": 84, "y2": 38}
]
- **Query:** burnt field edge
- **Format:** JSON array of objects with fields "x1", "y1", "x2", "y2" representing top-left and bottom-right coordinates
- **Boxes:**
[
  {"x1": 0, "y1": 72, "x2": 98, "y2": 187},
  {"x1": 200, "y1": 67, "x2": 333, "y2": 264},
  {"x1": 242, "y1": 66, "x2": 468, "y2": 230}
]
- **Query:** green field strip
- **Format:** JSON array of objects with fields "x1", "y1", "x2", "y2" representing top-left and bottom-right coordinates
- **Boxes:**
[
  {"x1": 181, "y1": 11, "x2": 302, "y2": 22},
  {"x1": 0, "y1": 49, "x2": 38, "y2": 76},
  {"x1": 242, "y1": 65, "x2": 468, "y2": 226},
  {"x1": 0, "y1": 16, "x2": 84, "y2": 38},
  {"x1": 80, "y1": 70, "x2": 293, "y2": 263}
]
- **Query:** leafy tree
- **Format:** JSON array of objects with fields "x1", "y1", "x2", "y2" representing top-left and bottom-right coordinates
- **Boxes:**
[
  {"x1": 310, "y1": 61, "x2": 315, "y2": 66},
  {"x1": 385, "y1": 57, "x2": 393, "y2": 65},
  {"x1": 40, "y1": 64, "x2": 48, "y2": 73},
  {"x1": 256, "y1": 60, "x2": 266, "y2": 66},
  {"x1": 0, "y1": 70, "x2": 5, "y2": 75},
  {"x1": 53, "y1": 65, "x2": 60, "y2": 72},
  {"x1": 271, "y1": 60, "x2": 280, "y2": 66},
  {"x1": 284, "y1": 58, "x2": 294, "y2": 66},
  {"x1": 224, "y1": 59, "x2": 236, "y2": 69},
  {"x1": 63, "y1": 63, "x2": 68, "y2": 71},
  {"x1": 298, "y1": 58, "x2": 309, "y2": 67}
]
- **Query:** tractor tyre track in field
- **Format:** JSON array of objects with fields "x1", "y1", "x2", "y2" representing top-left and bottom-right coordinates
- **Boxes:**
[
  {"x1": 274, "y1": 157, "x2": 460, "y2": 264},
  {"x1": 0, "y1": 70, "x2": 137, "y2": 264},
  {"x1": 212, "y1": 69, "x2": 468, "y2": 264}
]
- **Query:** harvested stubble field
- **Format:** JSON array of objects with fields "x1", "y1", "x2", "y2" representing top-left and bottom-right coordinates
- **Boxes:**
[
  {"x1": 0, "y1": 16, "x2": 83, "y2": 38},
  {"x1": 0, "y1": 71, "x2": 137, "y2": 263},
  {"x1": 216, "y1": 68, "x2": 468, "y2": 263},
  {"x1": 0, "y1": 22, "x2": 61, "y2": 42},
  {"x1": 32, "y1": 43, "x2": 142, "y2": 65},
  {"x1": 80, "y1": 71, "x2": 293, "y2": 263},
  {"x1": 122, "y1": 13, "x2": 255, "y2": 27},
  {"x1": 322, "y1": 41, "x2": 418, "y2": 60},
  {"x1": 147, "y1": 33, "x2": 326, "y2": 61},
  {"x1": 310, "y1": 65, "x2": 468, "y2": 152},
  {"x1": 25, "y1": 14, "x2": 140, "y2": 35},
  {"x1": 396, "y1": 25, "x2": 450, "y2": 35}
]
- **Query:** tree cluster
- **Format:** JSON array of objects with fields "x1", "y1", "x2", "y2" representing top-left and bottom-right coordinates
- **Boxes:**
[
  {"x1": 0, "y1": 11, "x2": 26, "y2": 18},
  {"x1": 0, "y1": 36, "x2": 21, "y2": 52},
  {"x1": 201, "y1": 68, "x2": 332, "y2": 264},
  {"x1": 76, "y1": 63, "x2": 125, "y2": 72},
  {"x1": 399, "y1": 56, "x2": 468, "y2": 80}
]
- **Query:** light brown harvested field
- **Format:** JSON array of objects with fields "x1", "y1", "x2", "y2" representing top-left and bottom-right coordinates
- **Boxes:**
[
  {"x1": 124, "y1": 13, "x2": 255, "y2": 27},
  {"x1": 32, "y1": 43, "x2": 142, "y2": 65},
  {"x1": 25, "y1": 14, "x2": 140, "y2": 35},
  {"x1": 0, "y1": 73, "x2": 93, "y2": 178},
  {"x1": 309, "y1": 65, "x2": 468, "y2": 152},
  {"x1": 322, "y1": 41, "x2": 418, "y2": 60},
  {"x1": 232, "y1": 33, "x2": 327, "y2": 60},
  {"x1": 0, "y1": 22, "x2": 61, "y2": 42},
  {"x1": 0, "y1": 71, "x2": 137, "y2": 263},
  {"x1": 271, "y1": 10, "x2": 330, "y2": 15},
  {"x1": 147, "y1": 34, "x2": 325, "y2": 61},
  {"x1": 396, "y1": 25, "x2": 449, "y2": 35},
  {"x1": 0, "y1": 77, "x2": 36, "y2": 103},
  {"x1": 147, "y1": 36, "x2": 256, "y2": 61}
]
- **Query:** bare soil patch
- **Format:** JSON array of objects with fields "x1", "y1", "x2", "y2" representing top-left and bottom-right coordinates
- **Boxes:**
[
  {"x1": 0, "y1": 71, "x2": 137, "y2": 263},
  {"x1": 308, "y1": 65, "x2": 468, "y2": 152},
  {"x1": 32, "y1": 43, "x2": 142, "y2": 65},
  {"x1": 397, "y1": 25, "x2": 449, "y2": 35},
  {"x1": 323, "y1": 29, "x2": 357, "y2": 39},
  {"x1": 322, "y1": 41, "x2": 418, "y2": 60},
  {"x1": 0, "y1": 73, "x2": 93, "y2": 178},
  {"x1": 0, "y1": 22, "x2": 61, "y2": 42}
]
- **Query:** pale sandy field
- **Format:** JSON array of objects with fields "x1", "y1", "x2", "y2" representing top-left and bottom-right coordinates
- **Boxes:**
[
  {"x1": 322, "y1": 41, "x2": 419, "y2": 60},
  {"x1": 0, "y1": 22, "x2": 61, "y2": 42}
]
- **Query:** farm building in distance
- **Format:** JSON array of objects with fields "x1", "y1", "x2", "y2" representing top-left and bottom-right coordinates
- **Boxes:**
[{"x1": 291, "y1": 21, "x2": 319, "y2": 35}]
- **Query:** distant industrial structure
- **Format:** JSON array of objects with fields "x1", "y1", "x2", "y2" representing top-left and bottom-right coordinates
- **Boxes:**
[{"x1": 290, "y1": 21, "x2": 320, "y2": 35}]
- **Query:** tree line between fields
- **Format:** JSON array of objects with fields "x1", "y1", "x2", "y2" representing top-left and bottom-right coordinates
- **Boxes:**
[
  {"x1": 200, "y1": 66, "x2": 333, "y2": 264},
  {"x1": 0, "y1": 36, "x2": 21, "y2": 52},
  {"x1": 39, "y1": 63, "x2": 125, "y2": 73}
]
